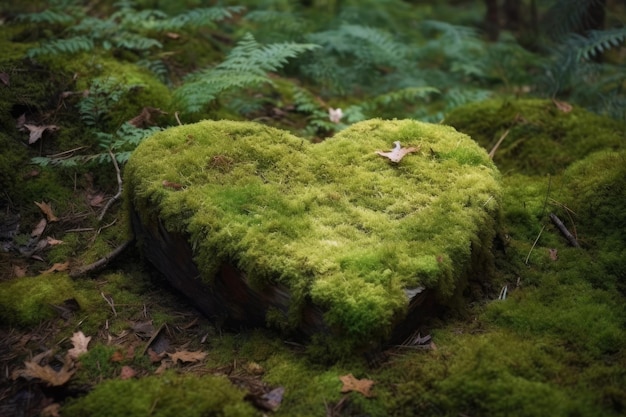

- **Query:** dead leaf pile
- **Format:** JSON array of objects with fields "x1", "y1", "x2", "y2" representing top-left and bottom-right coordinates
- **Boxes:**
[{"x1": 12, "y1": 331, "x2": 92, "y2": 387}]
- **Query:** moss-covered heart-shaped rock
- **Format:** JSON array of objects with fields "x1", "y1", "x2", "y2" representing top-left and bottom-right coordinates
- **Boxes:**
[{"x1": 126, "y1": 119, "x2": 501, "y2": 352}]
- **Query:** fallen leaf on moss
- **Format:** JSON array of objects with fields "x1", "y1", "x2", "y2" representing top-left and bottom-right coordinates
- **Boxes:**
[
  {"x1": 549, "y1": 248, "x2": 558, "y2": 261},
  {"x1": 552, "y1": 99, "x2": 572, "y2": 113},
  {"x1": 162, "y1": 180, "x2": 183, "y2": 190},
  {"x1": 68, "y1": 331, "x2": 91, "y2": 360},
  {"x1": 40, "y1": 262, "x2": 70, "y2": 274},
  {"x1": 376, "y1": 141, "x2": 419, "y2": 163},
  {"x1": 339, "y1": 373, "x2": 374, "y2": 397},
  {"x1": 120, "y1": 365, "x2": 137, "y2": 380},
  {"x1": 128, "y1": 106, "x2": 166, "y2": 128},
  {"x1": 13, "y1": 356, "x2": 75, "y2": 386},
  {"x1": 23, "y1": 124, "x2": 59, "y2": 144},
  {"x1": 34, "y1": 202, "x2": 59, "y2": 222},
  {"x1": 0, "y1": 72, "x2": 9, "y2": 86},
  {"x1": 168, "y1": 350, "x2": 207, "y2": 364},
  {"x1": 46, "y1": 236, "x2": 63, "y2": 245}
]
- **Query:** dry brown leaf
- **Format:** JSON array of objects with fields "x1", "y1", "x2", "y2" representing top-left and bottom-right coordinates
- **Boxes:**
[
  {"x1": 339, "y1": 373, "x2": 374, "y2": 397},
  {"x1": 0, "y1": 72, "x2": 9, "y2": 86},
  {"x1": 87, "y1": 192, "x2": 106, "y2": 208},
  {"x1": 120, "y1": 365, "x2": 136, "y2": 380},
  {"x1": 23, "y1": 124, "x2": 59, "y2": 144},
  {"x1": 68, "y1": 331, "x2": 91, "y2": 360},
  {"x1": 46, "y1": 236, "x2": 64, "y2": 245},
  {"x1": 154, "y1": 360, "x2": 171, "y2": 375},
  {"x1": 128, "y1": 106, "x2": 166, "y2": 128},
  {"x1": 41, "y1": 261, "x2": 70, "y2": 275},
  {"x1": 41, "y1": 403, "x2": 61, "y2": 417},
  {"x1": 34, "y1": 201, "x2": 59, "y2": 222},
  {"x1": 549, "y1": 248, "x2": 558, "y2": 261},
  {"x1": 552, "y1": 99, "x2": 573, "y2": 113},
  {"x1": 31, "y1": 218, "x2": 47, "y2": 238},
  {"x1": 376, "y1": 141, "x2": 419, "y2": 163},
  {"x1": 13, "y1": 265, "x2": 27, "y2": 277},
  {"x1": 110, "y1": 350, "x2": 125, "y2": 362},
  {"x1": 168, "y1": 350, "x2": 207, "y2": 364},
  {"x1": 13, "y1": 357, "x2": 75, "y2": 386},
  {"x1": 16, "y1": 113, "x2": 26, "y2": 129},
  {"x1": 162, "y1": 180, "x2": 183, "y2": 190},
  {"x1": 166, "y1": 32, "x2": 180, "y2": 39}
]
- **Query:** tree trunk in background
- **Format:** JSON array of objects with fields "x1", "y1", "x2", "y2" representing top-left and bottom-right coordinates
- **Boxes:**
[
  {"x1": 484, "y1": 0, "x2": 499, "y2": 40},
  {"x1": 503, "y1": 0, "x2": 521, "y2": 31},
  {"x1": 578, "y1": 0, "x2": 606, "y2": 33}
]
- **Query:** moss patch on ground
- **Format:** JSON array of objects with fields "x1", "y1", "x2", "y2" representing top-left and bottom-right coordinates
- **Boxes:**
[
  {"x1": 62, "y1": 371, "x2": 256, "y2": 417},
  {"x1": 444, "y1": 98, "x2": 624, "y2": 175},
  {"x1": 126, "y1": 119, "x2": 501, "y2": 350}
]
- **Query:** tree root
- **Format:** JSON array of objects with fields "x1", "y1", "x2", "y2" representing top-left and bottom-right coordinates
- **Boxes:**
[{"x1": 69, "y1": 239, "x2": 133, "y2": 278}]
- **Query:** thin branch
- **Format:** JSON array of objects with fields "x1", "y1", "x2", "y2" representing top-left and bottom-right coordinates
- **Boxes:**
[
  {"x1": 69, "y1": 239, "x2": 133, "y2": 278},
  {"x1": 525, "y1": 224, "x2": 545, "y2": 265},
  {"x1": 549, "y1": 213, "x2": 580, "y2": 247},
  {"x1": 98, "y1": 149, "x2": 122, "y2": 221},
  {"x1": 100, "y1": 292, "x2": 117, "y2": 317},
  {"x1": 174, "y1": 111, "x2": 183, "y2": 126},
  {"x1": 488, "y1": 128, "x2": 510, "y2": 159}
]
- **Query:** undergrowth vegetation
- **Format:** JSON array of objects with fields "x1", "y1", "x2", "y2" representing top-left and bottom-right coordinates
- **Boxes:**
[{"x1": 0, "y1": 0, "x2": 625, "y2": 416}]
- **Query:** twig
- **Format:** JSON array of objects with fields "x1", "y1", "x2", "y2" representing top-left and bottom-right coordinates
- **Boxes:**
[
  {"x1": 488, "y1": 128, "x2": 510, "y2": 159},
  {"x1": 525, "y1": 224, "x2": 545, "y2": 265},
  {"x1": 98, "y1": 149, "x2": 122, "y2": 221},
  {"x1": 549, "y1": 213, "x2": 580, "y2": 247},
  {"x1": 101, "y1": 292, "x2": 117, "y2": 317},
  {"x1": 69, "y1": 239, "x2": 133, "y2": 277},
  {"x1": 174, "y1": 111, "x2": 183, "y2": 126}
]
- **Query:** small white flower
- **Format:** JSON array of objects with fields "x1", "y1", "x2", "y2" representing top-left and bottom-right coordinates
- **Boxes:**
[{"x1": 328, "y1": 107, "x2": 343, "y2": 123}]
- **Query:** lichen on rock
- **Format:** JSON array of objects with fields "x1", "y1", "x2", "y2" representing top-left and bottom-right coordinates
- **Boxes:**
[{"x1": 125, "y1": 118, "x2": 502, "y2": 352}]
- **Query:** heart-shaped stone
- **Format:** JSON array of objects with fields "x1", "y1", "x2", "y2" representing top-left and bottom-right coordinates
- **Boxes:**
[{"x1": 126, "y1": 119, "x2": 501, "y2": 352}]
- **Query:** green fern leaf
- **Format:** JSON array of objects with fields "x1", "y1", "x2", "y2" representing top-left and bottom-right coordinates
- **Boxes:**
[{"x1": 176, "y1": 33, "x2": 319, "y2": 113}]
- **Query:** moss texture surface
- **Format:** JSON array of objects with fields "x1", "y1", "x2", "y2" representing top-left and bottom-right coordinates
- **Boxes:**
[
  {"x1": 444, "y1": 98, "x2": 624, "y2": 175},
  {"x1": 126, "y1": 119, "x2": 501, "y2": 345}
]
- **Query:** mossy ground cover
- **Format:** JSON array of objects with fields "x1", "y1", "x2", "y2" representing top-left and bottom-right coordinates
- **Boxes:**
[
  {"x1": 2, "y1": 98, "x2": 625, "y2": 416},
  {"x1": 0, "y1": 0, "x2": 625, "y2": 414},
  {"x1": 125, "y1": 118, "x2": 501, "y2": 350}
]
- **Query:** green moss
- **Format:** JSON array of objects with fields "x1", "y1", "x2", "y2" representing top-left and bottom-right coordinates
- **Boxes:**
[
  {"x1": 444, "y1": 98, "x2": 625, "y2": 175},
  {"x1": 126, "y1": 118, "x2": 501, "y2": 351},
  {"x1": 62, "y1": 371, "x2": 256, "y2": 417},
  {"x1": 0, "y1": 273, "x2": 85, "y2": 326}
]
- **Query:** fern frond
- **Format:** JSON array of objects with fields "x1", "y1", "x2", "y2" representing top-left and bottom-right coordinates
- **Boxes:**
[
  {"x1": 244, "y1": 10, "x2": 308, "y2": 36},
  {"x1": 572, "y1": 27, "x2": 626, "y2": 60},
  {"x1": 27, "y1": 36, "x2": 94, "y2": 58},
  {"x1": 176, "y1": 33, "x2": 319, "y2": 113},
  {"x1": 17, "y1": 8, "x2": 77, "y2": 25},
  {"x1": 112, "y1": 33, "x2": 162, "y2": 51},
  {"x1": 156, "y1": 6, "x2": 245, "y2": 30}
]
